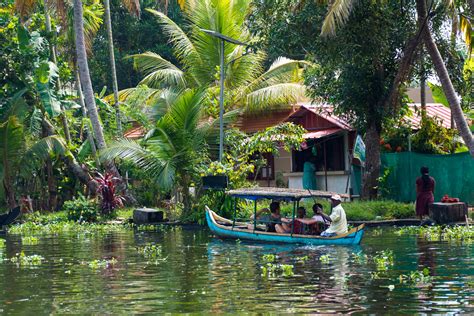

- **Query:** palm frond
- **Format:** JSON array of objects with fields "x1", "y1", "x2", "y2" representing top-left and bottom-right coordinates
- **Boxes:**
[
  {"x1": 21, "y1": 135, "x2": 67, "y2": 175},
  {"x1": 129, "y1": 52, "x2": 186, "y2": 88},
  {"x1": 0, "y1": 116, "x2": 25, "y2": 177},
  {"x1": 460, "y1": 14, "x2": 472, "y2": 55},
  {"x1": 321, "y1": 0, "x2": 356, "y2": 37},
  {"x1": 245, "y1": 83, "x2": 307, "y2": 113},
  {"x1": 146, "y1": 8, "x2": 201, "y2": 69},
  {"x1": 14, "y1": 0, "x2": 36, "y2": 20}
]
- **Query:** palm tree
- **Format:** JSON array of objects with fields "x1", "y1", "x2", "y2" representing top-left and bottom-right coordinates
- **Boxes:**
[
  {"x1": 101, "y1": 89, "x2": 215, "y2": 217},
  {"x1": 73, "y1": 0, "x2": 108, "y2": 152},
  {"x1": 124, "y1": 0, "x2": 308, "y2": 115},
  {"x1": 102, "y1": 0, "x2": 140, "y2": 136}
]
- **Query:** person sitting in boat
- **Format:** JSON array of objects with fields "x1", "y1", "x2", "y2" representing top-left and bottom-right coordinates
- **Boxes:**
[
  {"x1": 320, "y1": 194, "x2": 348, "y2": 237},
  {"x1": 294, "y1": 203, "x2": 331, "y2": 235},
  {"x1": 250, "y1": 201, "x2": 283, "y2": 233},
  {"x1": 279, "y1": 206, "x2": 308, "y2": 234}
]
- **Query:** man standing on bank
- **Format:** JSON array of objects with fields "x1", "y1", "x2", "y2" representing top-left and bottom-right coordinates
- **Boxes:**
[
  {"x1": 320, "y1": 194, "x2": 348, "y2": 237},
  {"x1": 415, "y1": 166, "x2": 435, "y2": 221}
]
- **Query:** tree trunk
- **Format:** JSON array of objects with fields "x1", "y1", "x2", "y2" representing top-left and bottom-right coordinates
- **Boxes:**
[
  {"x1": 361, "y1": 122, "x2": 381, "y2": 200},
  {"x1": 75, "y1": 70, "x2": 100, "y2": 166},
  {"x1": 41, "y1": 118, "x2": 98, "y2": 194},
  {"x1": 180, "y1": 175, "x2": 193, "y2": 220},
  {"x1": 73, "y1": 0, "x2": 108, "y2": 151},
  {"x1": 103, "y1": 0, "x2": 123, "y2": 136},
  {"x1": 420, "y1": 64, "x2": 426, "y2": 119},
  {"x1": 417, "y1": 0, "x2": 474, "y2": 156},
  {"x1": 43, "y1": 0, "x2": 72, "y2": 145}
]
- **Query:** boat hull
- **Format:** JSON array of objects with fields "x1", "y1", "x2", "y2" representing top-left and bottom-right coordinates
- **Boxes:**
[{"x1": 206, "y1": 208, "x2": 364, "y2": 246}]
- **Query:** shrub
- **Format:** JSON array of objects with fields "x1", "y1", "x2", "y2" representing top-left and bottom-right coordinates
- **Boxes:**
[
  {"x1": 94, "y1": 172, "x2": 124, "y2": 215},
  {"x1": 63, "y1": 195, "x2": 98, "y2": 222}
]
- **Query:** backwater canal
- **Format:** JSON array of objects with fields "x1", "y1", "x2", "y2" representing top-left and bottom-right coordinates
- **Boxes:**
[{"x1": 0, "y1": 226, "x2": 472, "y2": 314}]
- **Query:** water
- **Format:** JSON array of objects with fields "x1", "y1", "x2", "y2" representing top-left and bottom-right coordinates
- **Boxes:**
[{"x1": 0, "y1": 227, "x2": 473, "y2": 314}]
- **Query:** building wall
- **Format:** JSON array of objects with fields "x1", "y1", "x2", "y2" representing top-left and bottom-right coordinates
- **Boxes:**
[{"x1": 286, "y1": 172, "x2": 351, "y2": 194}]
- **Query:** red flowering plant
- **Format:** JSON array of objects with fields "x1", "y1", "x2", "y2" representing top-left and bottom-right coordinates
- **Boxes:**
[{"x1": 94, "y1": 172, "x2": 124, "y2": 215}]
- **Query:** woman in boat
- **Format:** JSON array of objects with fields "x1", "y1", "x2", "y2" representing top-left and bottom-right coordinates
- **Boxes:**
[
  {"x1": 294, "y1": 203, "x2": 331, "y2": 235},
  {"x1": 279, "y1": 207, "x2": 308, "y2": 234},
  {"x1": 249, "y1": 201, "x2": 283, "y2": 233},
  {"x1": 415, "y1": 166, "x2": 435, "y2": 221}
]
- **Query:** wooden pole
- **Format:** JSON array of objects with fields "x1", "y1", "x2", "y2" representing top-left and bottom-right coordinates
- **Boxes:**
[
  {"x1": 232, "y1": 197, "x2": 237, "y2": 229},
  {"x1": 324, "y1": 141, "x2": 328, "y2": 190},
  {"x1": 253, "y1": 200, "x2": 257, "y2": 232},
  {"x1": 291, "y1": 200, "x2": 296, "y2": 237}
]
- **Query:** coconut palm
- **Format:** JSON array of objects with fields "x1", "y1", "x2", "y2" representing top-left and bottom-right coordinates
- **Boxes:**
[
  {"x1": 101, "y1": 89, "x2": 217, "y2": 216},
  {"x1": 124, "y1": 0, "x2": 308, "y2": 115}
]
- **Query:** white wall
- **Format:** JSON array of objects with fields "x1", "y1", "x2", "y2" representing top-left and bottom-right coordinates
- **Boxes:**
[{"x1": 286, "y1": 172, "x2": 351, "y2": 194}]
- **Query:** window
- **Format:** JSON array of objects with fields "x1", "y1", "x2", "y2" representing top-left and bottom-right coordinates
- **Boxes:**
[{"x1": 293, "y1": 135, "x2": 346, "y2": 172}]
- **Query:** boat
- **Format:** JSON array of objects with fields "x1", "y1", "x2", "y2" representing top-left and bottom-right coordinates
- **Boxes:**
[{"x1": 205, "y1": 188, "x2": 365, "y2": 246}]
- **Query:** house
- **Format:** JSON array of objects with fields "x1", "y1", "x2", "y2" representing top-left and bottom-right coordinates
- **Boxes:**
[
  {"x1": 123, "y1": 100, "x2": 455, "y2": 195},
  {"x1": 238, "y1": 102, "x2": 455, "y2": 194}
]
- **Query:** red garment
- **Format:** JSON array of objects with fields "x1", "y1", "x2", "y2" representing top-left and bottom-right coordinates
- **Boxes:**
[
  {"x1": 292, "y1": 220, "x2": 305, "y2": 234},
  {"x1": 416, "y1": 176, "x2": 435, "y2": 216}
]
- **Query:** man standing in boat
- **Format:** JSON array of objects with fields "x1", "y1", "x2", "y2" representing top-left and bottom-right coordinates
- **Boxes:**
[{"x1": 320, "y1": 195, "x2": 348, "y2": 237}]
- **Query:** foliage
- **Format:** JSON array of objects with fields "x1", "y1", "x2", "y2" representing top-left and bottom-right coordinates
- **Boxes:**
[
  {"x1": 94, "y1": 172, "x2": 124, "y2": 215},
  {"x1": 396, "y1": 225, "x2": 474, "y2": 243},
  {"x1": 123, "y1": 0, "x2": 307, "y2": 116},
  {"x1": 21, "y1": 236, "x2": 39, "y2": 245},
  {"x1": 373, "y1": 250, "x2": 394, "y2": 271},
  {"x1": 63, "y1": 195, "x2": 98, "y2": 222},
  {"x1": 398, "y1": 268, "x2": 434, "y2": 286},
  {"x1": 87, "y1": 258, "x2": 117, "y2": 269},
  {"x1": 260, "y1": 254, "x2": 294, "y2": 277}
]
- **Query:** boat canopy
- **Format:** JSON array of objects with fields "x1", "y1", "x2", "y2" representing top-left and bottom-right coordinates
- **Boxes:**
[{"x1": 227, "y1": 187, "x2": 349, "y2": 201}]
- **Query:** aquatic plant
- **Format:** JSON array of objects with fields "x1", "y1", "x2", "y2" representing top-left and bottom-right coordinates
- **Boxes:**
[
  {"x1": 135, "y1": 224, "x2": 161, "y2": 232},
  {"x1": 319, "y1": 254, "x2": 330, "y2": 264},
  {"x1": 398, "y1": 268, "x2": 434, "y2": 286},
  {"x1": 396, "y1": 225, "x2": 474, "y2": 242},
  {"x1": 373, "y1": 250, "x2": 394, "y2": 271},
  {"x1": 136, "y1": 243, "x2": 163, "y2": 259},
  {"x1": 0, "y1": 239, "x2": 5, "y2": 248},
  {"x1": 88, "y1": 258, "x2": 118, "y2": 269},
  {"x1": 261, "y1": 263, "x2": 294, "y2": 277},
  {"x1": 9, "y1": 252, "x2": 44, "y2": 266},
  {"x1": 8, "y1": 221, "x2": 130, "y2": 236},
  {"x1": 295, "y1": 255, "x2": 309, "y2": 263},
  {"x1": 262, "y1": 254, "x2": 276, "y2": 263},
  {"x1": 21, "y1": 236, "x2": 39, "y2": 245}
]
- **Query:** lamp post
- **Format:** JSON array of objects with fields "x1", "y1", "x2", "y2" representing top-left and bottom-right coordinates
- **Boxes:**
[{"x1": 200, "y1": 29, "x2": 249, "y2": 162}]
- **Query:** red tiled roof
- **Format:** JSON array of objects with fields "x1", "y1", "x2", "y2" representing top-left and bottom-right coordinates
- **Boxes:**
[
  {"x1": 237, "y1": 108, "x2": 297, "y2": 133},
  {"x1": 303, "y1": 128, "x2": 343, "y2": 139},
  {"x1": 406, "y1": 103, "x2": 452, "y2": 129},
  {"x1": 124, "y1": 126, "x2": 146, "y2": 139},
  {"x1": 295, "y1": 102, "x2": 353, "y2": 130}
]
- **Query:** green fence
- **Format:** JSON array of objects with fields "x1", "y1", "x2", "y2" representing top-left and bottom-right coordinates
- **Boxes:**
[{"x1": 380, "y1": 152, "x2": 474, "y2": 204}]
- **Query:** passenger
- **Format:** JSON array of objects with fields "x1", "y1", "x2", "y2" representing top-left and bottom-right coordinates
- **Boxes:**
[
  {"x1": 294, "y1": 203, "x2": 331, "y2": 235},
  {"x1": 279, "y1": 207, "x2": 307, "y2": 234},
  {"x1": 320, "y1": 194, "x2": 348, "y2": 237},
  {"x1": 250, "y1": 201, "x2": 282, "y2": 232}
]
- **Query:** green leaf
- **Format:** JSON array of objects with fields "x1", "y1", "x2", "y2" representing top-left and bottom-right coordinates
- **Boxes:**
[
  {"x1": 17, "y1": 24, "x2": 30, "y2": 49},
  {"x1": 428, "y1": 82, "x2": 449, "y2": 107}
]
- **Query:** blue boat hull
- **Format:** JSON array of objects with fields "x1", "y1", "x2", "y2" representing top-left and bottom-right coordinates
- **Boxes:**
[{"x1": 206, "y1": 208, "x2": 364, "y2": 246}]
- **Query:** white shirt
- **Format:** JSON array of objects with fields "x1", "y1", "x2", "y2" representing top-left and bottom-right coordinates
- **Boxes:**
[
  {"x1": 325, "y1": 204, "x2": 348, "y2": 234},
  {"x1": 311, "y1": 215, "x2": 325, "y2": 223}
]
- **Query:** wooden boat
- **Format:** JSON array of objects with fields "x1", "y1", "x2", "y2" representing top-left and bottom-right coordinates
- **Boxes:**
[
  {"x1": 206, "y1": 208, "x2": 364, "y2": 245},
  {"x1": 205, "y1": 187, "x2": 365, "y2": 246}
]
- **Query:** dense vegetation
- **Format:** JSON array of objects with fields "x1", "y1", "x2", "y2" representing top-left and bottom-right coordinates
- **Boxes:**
[{"x1": 0, "y1": 0, "x2": 472, "y2": 221}]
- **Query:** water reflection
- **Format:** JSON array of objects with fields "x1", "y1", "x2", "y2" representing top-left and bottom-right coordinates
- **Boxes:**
[{"x1": 0, "y1": 228, "x2": 473, "y2": 313}]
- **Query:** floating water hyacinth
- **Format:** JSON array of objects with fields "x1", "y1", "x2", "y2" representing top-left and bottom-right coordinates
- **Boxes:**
[
  {"x1": 87, "y1": 258, "x2": 117, "y2": 269},
  {"x1": 0, "y1": 239, "x2": 5, "y2": 248},
  {"x1": 396, "y1": 225, "x2": 474, "y2": 242},
  {"x1": 261, "y1": 263, "x2": 294, "y2": 277},
  {"x1": 262, "y1": 254, "x2": 276, "y2": 263},
  {"x1": 295, "y1": 255, "x2": 309, "y2": 263},
  {"x1": 9, "y1": 252, "x2": 44, "y2": 266},
  {"x1": 319, "y1": 254, "x2": 330, "y2": 264},
  {"x1": 373, "y1": 250, "x2": 394, "y2": 271},
  {"x1": 351, "y1": 252, "x2": 368, "y2": 264},
  {"x1": 398, "y1": 268, "x2": 434, "y2": 286},
  {"x1": 21, "y1": 236, "x2": 39, "y2": 245},
  {"x1": 8, "y1": 221, "x2": 131, "y2": 236},
  {"x1": 136, "y1": 243, "x2": 163, "y2": 259}
]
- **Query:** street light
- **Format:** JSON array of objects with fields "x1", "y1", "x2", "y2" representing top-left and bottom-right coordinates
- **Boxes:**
[{"x1": 200, "y1": 28, "x2": 249, "y2": 162}]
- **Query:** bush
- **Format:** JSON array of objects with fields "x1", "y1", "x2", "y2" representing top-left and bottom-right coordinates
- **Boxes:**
[{"x1": 63, "y1": 195, "x2": 98, "y2": 222}]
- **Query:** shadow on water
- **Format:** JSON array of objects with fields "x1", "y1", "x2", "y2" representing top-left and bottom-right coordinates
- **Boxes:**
[{"x1": 0, "y1": 227, "x2": 472, "y2": 313}]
